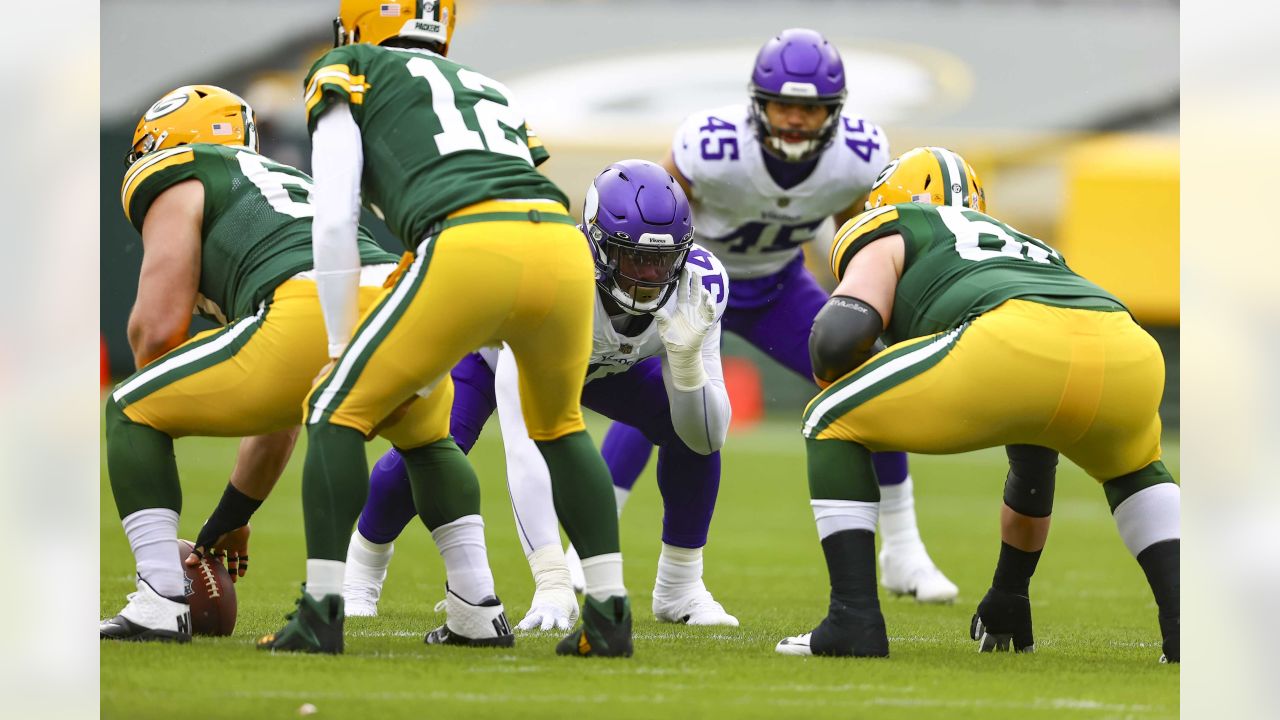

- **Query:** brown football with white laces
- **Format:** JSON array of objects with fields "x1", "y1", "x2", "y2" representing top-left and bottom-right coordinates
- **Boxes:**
[{"x1": 176, "y1": 539, "x2": 237, "y2": 636}]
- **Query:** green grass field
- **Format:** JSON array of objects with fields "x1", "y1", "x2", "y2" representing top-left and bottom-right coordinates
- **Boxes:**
[{"x1": 100, "y1": 417, "x2": 1179, "y2": 719}]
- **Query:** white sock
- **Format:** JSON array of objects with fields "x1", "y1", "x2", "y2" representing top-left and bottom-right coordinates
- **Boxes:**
[
  {"x1": 811, "y1": 499, "x2": 879, "y2": 540},
  {"x1": 346, "y1": 531, "x2": 394, "y2": 579},
  {"x1": 1113, "y1": 483, "x2": 1180, "y2": 557},
  {"x1": 580, "y1": 552, "x2": 626, "y2": 602},
  {"x1": 613, "y1": 486, "x2": 631, "y2": 516},
  {"x1": 654, "y1": 544, "x2": 703, "y2": 596},
  {"x1": 431, "y1": 515, "x2": 496, "y2": 604},
  {"x1": 306, "y1": 559, "x2": 345, "y2": 600},
  {"x1": 122, "y1": 508, "x2": 183, "y2": 598},
  {"x1": 527, "y1": 543, "x2": 573, "y2": 593},
  {"x1": 878, "y1": 476, "x2": 925, "y2": 551}
]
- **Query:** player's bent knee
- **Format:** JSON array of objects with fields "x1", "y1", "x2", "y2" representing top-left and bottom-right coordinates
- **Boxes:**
[
  {"x1": 1003, "y1": 444, "x2": 1059, "y2": 518},
  {"x1": 1102, "y1": 461, "x2": 1176, "y2": 513},
  {"x1": 809, "y1": 296, "x2": 884, "y2": 386}
]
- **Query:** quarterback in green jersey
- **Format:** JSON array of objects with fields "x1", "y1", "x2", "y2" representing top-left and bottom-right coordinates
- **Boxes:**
[
  {"x1": 259, "y1": 0, "x2": 631, "y2": 657},
  {"x1": 102, "y1": 85, "x2": 398, "y2": 644},
  {"x1": 775, "y1": 148, "x2": 1179, "y2": 664}
]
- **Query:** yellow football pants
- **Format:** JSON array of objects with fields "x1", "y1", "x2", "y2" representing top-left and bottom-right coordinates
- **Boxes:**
[
  {"x1": 802, "y1": 299, "x2": 1166, "y2": 481},
  {"x1": 304, "y1": 199, "x2": 595, "y2": 450},
  {"x1": 111, "y1": 276, "x2": 389, "y2": 437}
]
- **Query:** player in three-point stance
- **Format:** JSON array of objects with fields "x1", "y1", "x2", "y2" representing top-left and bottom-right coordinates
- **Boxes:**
[
  {"x1": 345, "y1": 160, "x2": 738, "y2": 630},
  {"x1": 775, "y1": 147, "x2": 1179, "y2": 663},
  {"x1": 101, "y1": 85, "x2": 399, "y2": 643},
  {"x1": 257, "y1": 0, "x2": 631, "y2": 657},
  {"x1": 594, "y1": 28, "x2": 958, "y2": 603}
]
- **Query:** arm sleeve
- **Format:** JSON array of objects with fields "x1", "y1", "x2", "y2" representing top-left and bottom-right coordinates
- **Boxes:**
[
  {"x1": 311, "y1": 103, "x2": 365, "y2": 358},
  {"x1": 492, "y1": 346, "x2": 563, "y2": 556},
  {"x1": 661, "y1": 322, "x2": 731, "y2": 455}
]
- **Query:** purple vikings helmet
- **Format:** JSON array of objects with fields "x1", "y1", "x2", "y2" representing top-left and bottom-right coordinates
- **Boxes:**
[
  {"x1": 748, "y1": 28, "x2": 847, "y2": 162},
  {"x1": 584, "y1": 159, "x2": 695, "y2": 315}
]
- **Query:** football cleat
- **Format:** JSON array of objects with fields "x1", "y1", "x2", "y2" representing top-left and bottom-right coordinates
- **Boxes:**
[
  {"x1": 424, "y1": 585, "x2": 514, "y2": 648},
  {"x1": 100, "y1": 576, "x2": 192, "y2": 643},
  {"x1": 257, "y1": 587, "x2": 344, "y2": 654},
  {"x1": 563, "y1": 543, "x2": 587, "y2": 594},
  {"x1": 652, "y1": 585, "x2": 740, "y2": 627},
  {"x1": 342, "y1": 533, "x2": 393, "y2": 618},
  {"x1": 969, "y1": 587, "x2": 1035, "y2": 653},
  {"x1": 1158, "y1": 613, "x2": 1179, "y2": 663},
  {"x1": 777, "y1": 599, "x2": 889, "y2": 658},
  {"x1": 556, "y1": 595, "x2": 633, "y2": 658},
  {"x1": 879, "y1": 545, "x2": 959, "y2": 604}
]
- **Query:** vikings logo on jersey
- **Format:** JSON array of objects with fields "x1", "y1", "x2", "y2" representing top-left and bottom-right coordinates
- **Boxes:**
[
  {"x1": 670, "y1": 104, "x2": 890, "y2": 279},
  {"x1": 585, "y1": 243, "x2": 729, "y2": 383}
]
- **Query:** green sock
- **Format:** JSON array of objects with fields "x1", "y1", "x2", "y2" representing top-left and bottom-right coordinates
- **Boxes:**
[
  {"x1": 302, "y1": 422, "x2": 369, "y2": 561},
  {"x1": 807, "y1": 438, "x2": 879, "y2": 502},
  {"x1": 536, "y1": 431, "x2": 620, "y2": 558},
  {"x1": 106, "y1": 398, "x2": 181, "y2": 518},
  {"x1": 400, "y1": 438, "x2": 481, "y2": 531}
]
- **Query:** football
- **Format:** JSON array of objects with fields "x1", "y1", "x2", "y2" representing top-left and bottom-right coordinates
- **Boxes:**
[{"x1": 176, "y1": 539, "x2": 237, "y2": 636}]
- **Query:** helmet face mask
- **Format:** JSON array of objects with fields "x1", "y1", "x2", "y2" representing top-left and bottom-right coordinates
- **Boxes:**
[
  {"x1": 748, "y1": 28, "x2": 847, "y2": 163},
  {"x1": 584, "y1": 161, "x2": 695, "y2": 316},
  {"x1": 865, "y1": 146, "x2": 987, "y2": 214},
  {"x1": 334, "y1": 0, "x2": 456, "y2": 54},
  {"x1": 127, "y1": 85, "x2": 258, "y2": 167}
]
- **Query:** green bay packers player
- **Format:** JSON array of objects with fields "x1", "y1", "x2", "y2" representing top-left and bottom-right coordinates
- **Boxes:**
[
  {"x1": 257, "y1": 0, "x2": 631, "y2": 656},
  {"x1": 101, "y1": 85, "x2": 399, "y2": 642},
  {"x1": 775, "y1": 147, "x2": 1179, "y2": 663}
]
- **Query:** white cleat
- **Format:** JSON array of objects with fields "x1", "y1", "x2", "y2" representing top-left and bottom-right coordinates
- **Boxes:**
[
  {"x1": 653, "y1": 586, "x2": 740, "y2": 626},
  {"x1": 775, "y1": 632, "x2": 813, "y2": 656},
  {"x1": 563, "y1": 543, "x2": 587, "y2": 594},
  {"x1": 342, "y1": 534, "x2": 393, "y2": 617},
  {"x1": 879, "y1": 546, "x2": 959, "y2": 603},
  {"x1": 424, "y1": 586, "x2": 515, "y2": 647},
  {"x1": 100, "y1": 576, "x2": 192, "y2": 643}
]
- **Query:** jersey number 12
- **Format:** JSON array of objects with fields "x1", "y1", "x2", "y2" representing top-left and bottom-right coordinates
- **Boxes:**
[{"x1": 407, "y1": 57, "x2": 533, "y2": 164}]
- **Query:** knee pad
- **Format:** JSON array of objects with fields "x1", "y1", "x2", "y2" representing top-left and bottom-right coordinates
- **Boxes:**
[{"x1": 1003, "y1": 444, "x2": 1058, "y2": 518}]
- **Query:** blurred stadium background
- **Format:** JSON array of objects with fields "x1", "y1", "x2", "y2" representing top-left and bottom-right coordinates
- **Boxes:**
[{"x1": 100, "y1": 0, "x2": 1179, "y2": 427}]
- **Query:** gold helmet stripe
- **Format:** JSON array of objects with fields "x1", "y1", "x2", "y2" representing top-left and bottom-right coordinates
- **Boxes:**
[{"x1": 927, "y1": 146, "x2": 964, "y2": 208}]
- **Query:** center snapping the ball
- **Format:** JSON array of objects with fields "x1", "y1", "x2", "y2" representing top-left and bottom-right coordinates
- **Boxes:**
[{"x1": 176, "y1": 539, "x2": 237, "y2": 636}]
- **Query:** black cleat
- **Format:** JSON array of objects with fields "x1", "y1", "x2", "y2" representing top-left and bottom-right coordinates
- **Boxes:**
[
  {"x1": 100, "y1": 576, "x2": 192, "y2": 644},
  {"x1": 257, "y1": 586, "x2": 344, "y2": 654},
  {"x1": 811, "y1": 596, "x2": 890, "y2": 657},
  {"x1": 1158, "y1": 613, "x2": 1179, "y2": 663},
  {"x1": 970, "y1": 587, "x2": 1035, "y2": 653},
  {"x1": 557, "y1": 595, "x2": 633, "y2": 658},
  {"x1": 424, "y1": 587, "x2": 515, "y2": 648}
]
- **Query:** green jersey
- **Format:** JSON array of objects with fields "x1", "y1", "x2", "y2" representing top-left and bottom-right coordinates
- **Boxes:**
[
  {"x1": 303, "y1": 44, "x2": 568, "y2": 251},
  {"x1": 121, "y1": 143, "x2": 396, "y2": 323},
  {"x1": 830, "y1": 203, "x2": 1126, "y2": 344}
]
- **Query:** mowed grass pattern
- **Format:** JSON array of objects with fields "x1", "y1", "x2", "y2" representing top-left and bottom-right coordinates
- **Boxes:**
[{"x1": 100, "y1": 417, "x2": 1180, "y2": 719}]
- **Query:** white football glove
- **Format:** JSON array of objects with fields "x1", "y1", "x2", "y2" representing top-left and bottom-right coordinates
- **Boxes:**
[
  {"x1": 516, "y1": 545, "x2": 580, "y2": 632},
  {"x1": 655, "y1": 271, "x2": 717, "y2": 391}
]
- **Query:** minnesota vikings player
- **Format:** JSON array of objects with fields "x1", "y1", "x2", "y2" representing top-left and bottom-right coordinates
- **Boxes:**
[
  {"x1": 345, "y1": 159, "x2": 739, "y2": 629},
  {"x1": 597, "y1": 28, "x2": 958, "y2": 602}
]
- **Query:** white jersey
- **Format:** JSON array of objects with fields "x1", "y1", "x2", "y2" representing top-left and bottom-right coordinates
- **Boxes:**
[
  {"x1": 483, "y1": 243, "x2": 733, "y2": 558},
  {"x1": 670, "y1": 104, "x2": 890, "y2": 279},
  {"x1": 585, "y1": 243, "x2": 729, "y2": 383}
]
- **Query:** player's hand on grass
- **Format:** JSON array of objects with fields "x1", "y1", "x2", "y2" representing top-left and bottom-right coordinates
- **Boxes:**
[
  {"x1": 186, "y1": 524, "x2": 251, "y2": 583},
  {"x1": 516, "y1": 600, "x2": 577, "y2": 632}
]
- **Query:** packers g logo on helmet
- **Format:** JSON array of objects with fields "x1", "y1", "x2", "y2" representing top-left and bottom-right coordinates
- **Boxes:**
[
  {"x1": 334, "y1": 0, "x2": 457, "y2": 54},
  {"x1": 865, "y1": 146, "x2": 986, "y2": 214},
  {"x1": 127, "y1": 85, "x2": 258, "y2": 166}
]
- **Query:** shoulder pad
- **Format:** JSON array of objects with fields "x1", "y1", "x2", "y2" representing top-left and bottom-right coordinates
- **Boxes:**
[
  {"x1": 681, "y1": 243, "x2": 730, "y2": 320},
  {"x1": 120, "y1": 146, "x2": 198, "y2": 229},
  {"x1": 829, "y1": 205, "x2": 902, "y2": 280}
]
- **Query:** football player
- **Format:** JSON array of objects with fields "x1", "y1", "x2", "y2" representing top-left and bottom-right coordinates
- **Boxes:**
[
  {"x1": 345, "y1": 160, "x2": 738, "y2": 630},
  {"x1": 775, "y1": 148, "x2": 1179, "y2": 663},
  {"x1": 596, "y1": 28, "x2": 958, "y2": 602},
  {"x1": 101, "y1": 85, "x2": 399, "y2": 643},
  {"x1": 258, "y1": 0, "x2": 631, "y2": 657}
]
